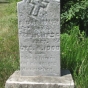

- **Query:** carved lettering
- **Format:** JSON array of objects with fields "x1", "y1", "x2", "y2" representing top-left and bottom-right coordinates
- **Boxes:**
[
  {"x1": 19, "y1": 32, "x2": 60, "y2": 38},
  {"x1": 20, "y1": 45, "x2": 60, "y2": 51}
]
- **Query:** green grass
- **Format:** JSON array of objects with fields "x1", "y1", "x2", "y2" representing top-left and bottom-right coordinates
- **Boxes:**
[
  {"x1": 0, "y1": 1, "x2": 88, "y2": 88},
  {"x1": 61, "y1": 27, "x2": 88, "y2": 88},
  {"x1": 0, "y1": 2, "x2": 19, "y2": 88}
]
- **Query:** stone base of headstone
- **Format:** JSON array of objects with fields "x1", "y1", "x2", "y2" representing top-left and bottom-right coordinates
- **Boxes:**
[{"x1": 5, "y1": 70, "x2": 74, "y2": 88}]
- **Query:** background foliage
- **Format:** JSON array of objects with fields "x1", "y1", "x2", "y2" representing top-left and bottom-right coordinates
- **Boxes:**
[{"x1": 61, "y1": 0, "x2": 88, "y2": 35}]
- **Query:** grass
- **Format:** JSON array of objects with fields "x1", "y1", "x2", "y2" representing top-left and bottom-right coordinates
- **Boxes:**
[
  {"x1": 61, "y1": 27, "x2": 88, "y2": 88},
  {"x1": 0, "y1": 1, "x2": 88, "y2": 88},
  {"x1": 0, "y1": 2, "x2": 19, "y2": 88}
]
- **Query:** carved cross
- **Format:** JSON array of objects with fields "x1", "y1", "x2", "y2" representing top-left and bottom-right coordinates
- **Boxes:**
[{"x1": 31, "y1": 0, "x2": 49, "y2": 16}]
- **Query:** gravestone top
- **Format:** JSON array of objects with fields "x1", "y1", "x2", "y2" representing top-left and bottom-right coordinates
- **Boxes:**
[{"x1": 17, "y1": 0, "x2": 60, "y2": 76}]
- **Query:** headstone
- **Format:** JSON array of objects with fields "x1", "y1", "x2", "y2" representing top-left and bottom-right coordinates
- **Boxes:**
[
  {"x1": 18, "y1": 0, "x2": 60, "y2": 76},
  {"x1": 5, "y1": 0, "x2": 74, "y2": 88}
]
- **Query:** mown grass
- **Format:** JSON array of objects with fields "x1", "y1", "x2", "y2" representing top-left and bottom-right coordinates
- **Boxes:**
[
  {"x1": 0, "y1": 1, "x2": 88, "y2": 88},
  {"x1": 0, "y1": 2, "x2": 19, "y2": 88}
]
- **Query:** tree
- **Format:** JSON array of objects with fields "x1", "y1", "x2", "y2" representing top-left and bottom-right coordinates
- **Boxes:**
[{"x1": 61, "y1": 0, "x2": 88, "y2": 36}]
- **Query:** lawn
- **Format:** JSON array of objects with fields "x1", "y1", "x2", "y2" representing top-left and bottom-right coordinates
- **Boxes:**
[{"x1": 0, "y1": 2, "x2": 19, "y2": 88}]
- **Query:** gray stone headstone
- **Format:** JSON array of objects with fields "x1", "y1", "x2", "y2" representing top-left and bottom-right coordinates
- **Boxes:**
[
  {"x1": 17, "y1": 0, "x2": 60, "y2": 76},
  {"x1": 5, "y1": 1, "x2": 74, "y2": 88}
]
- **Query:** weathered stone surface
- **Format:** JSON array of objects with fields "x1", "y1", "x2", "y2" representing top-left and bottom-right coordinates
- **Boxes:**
[
  {"x1": 17, "y1": 0, "x2": 60, "y2": 76},
  {"x1": 5, "y1": 70, "x2": 74, "y2": 88}
]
